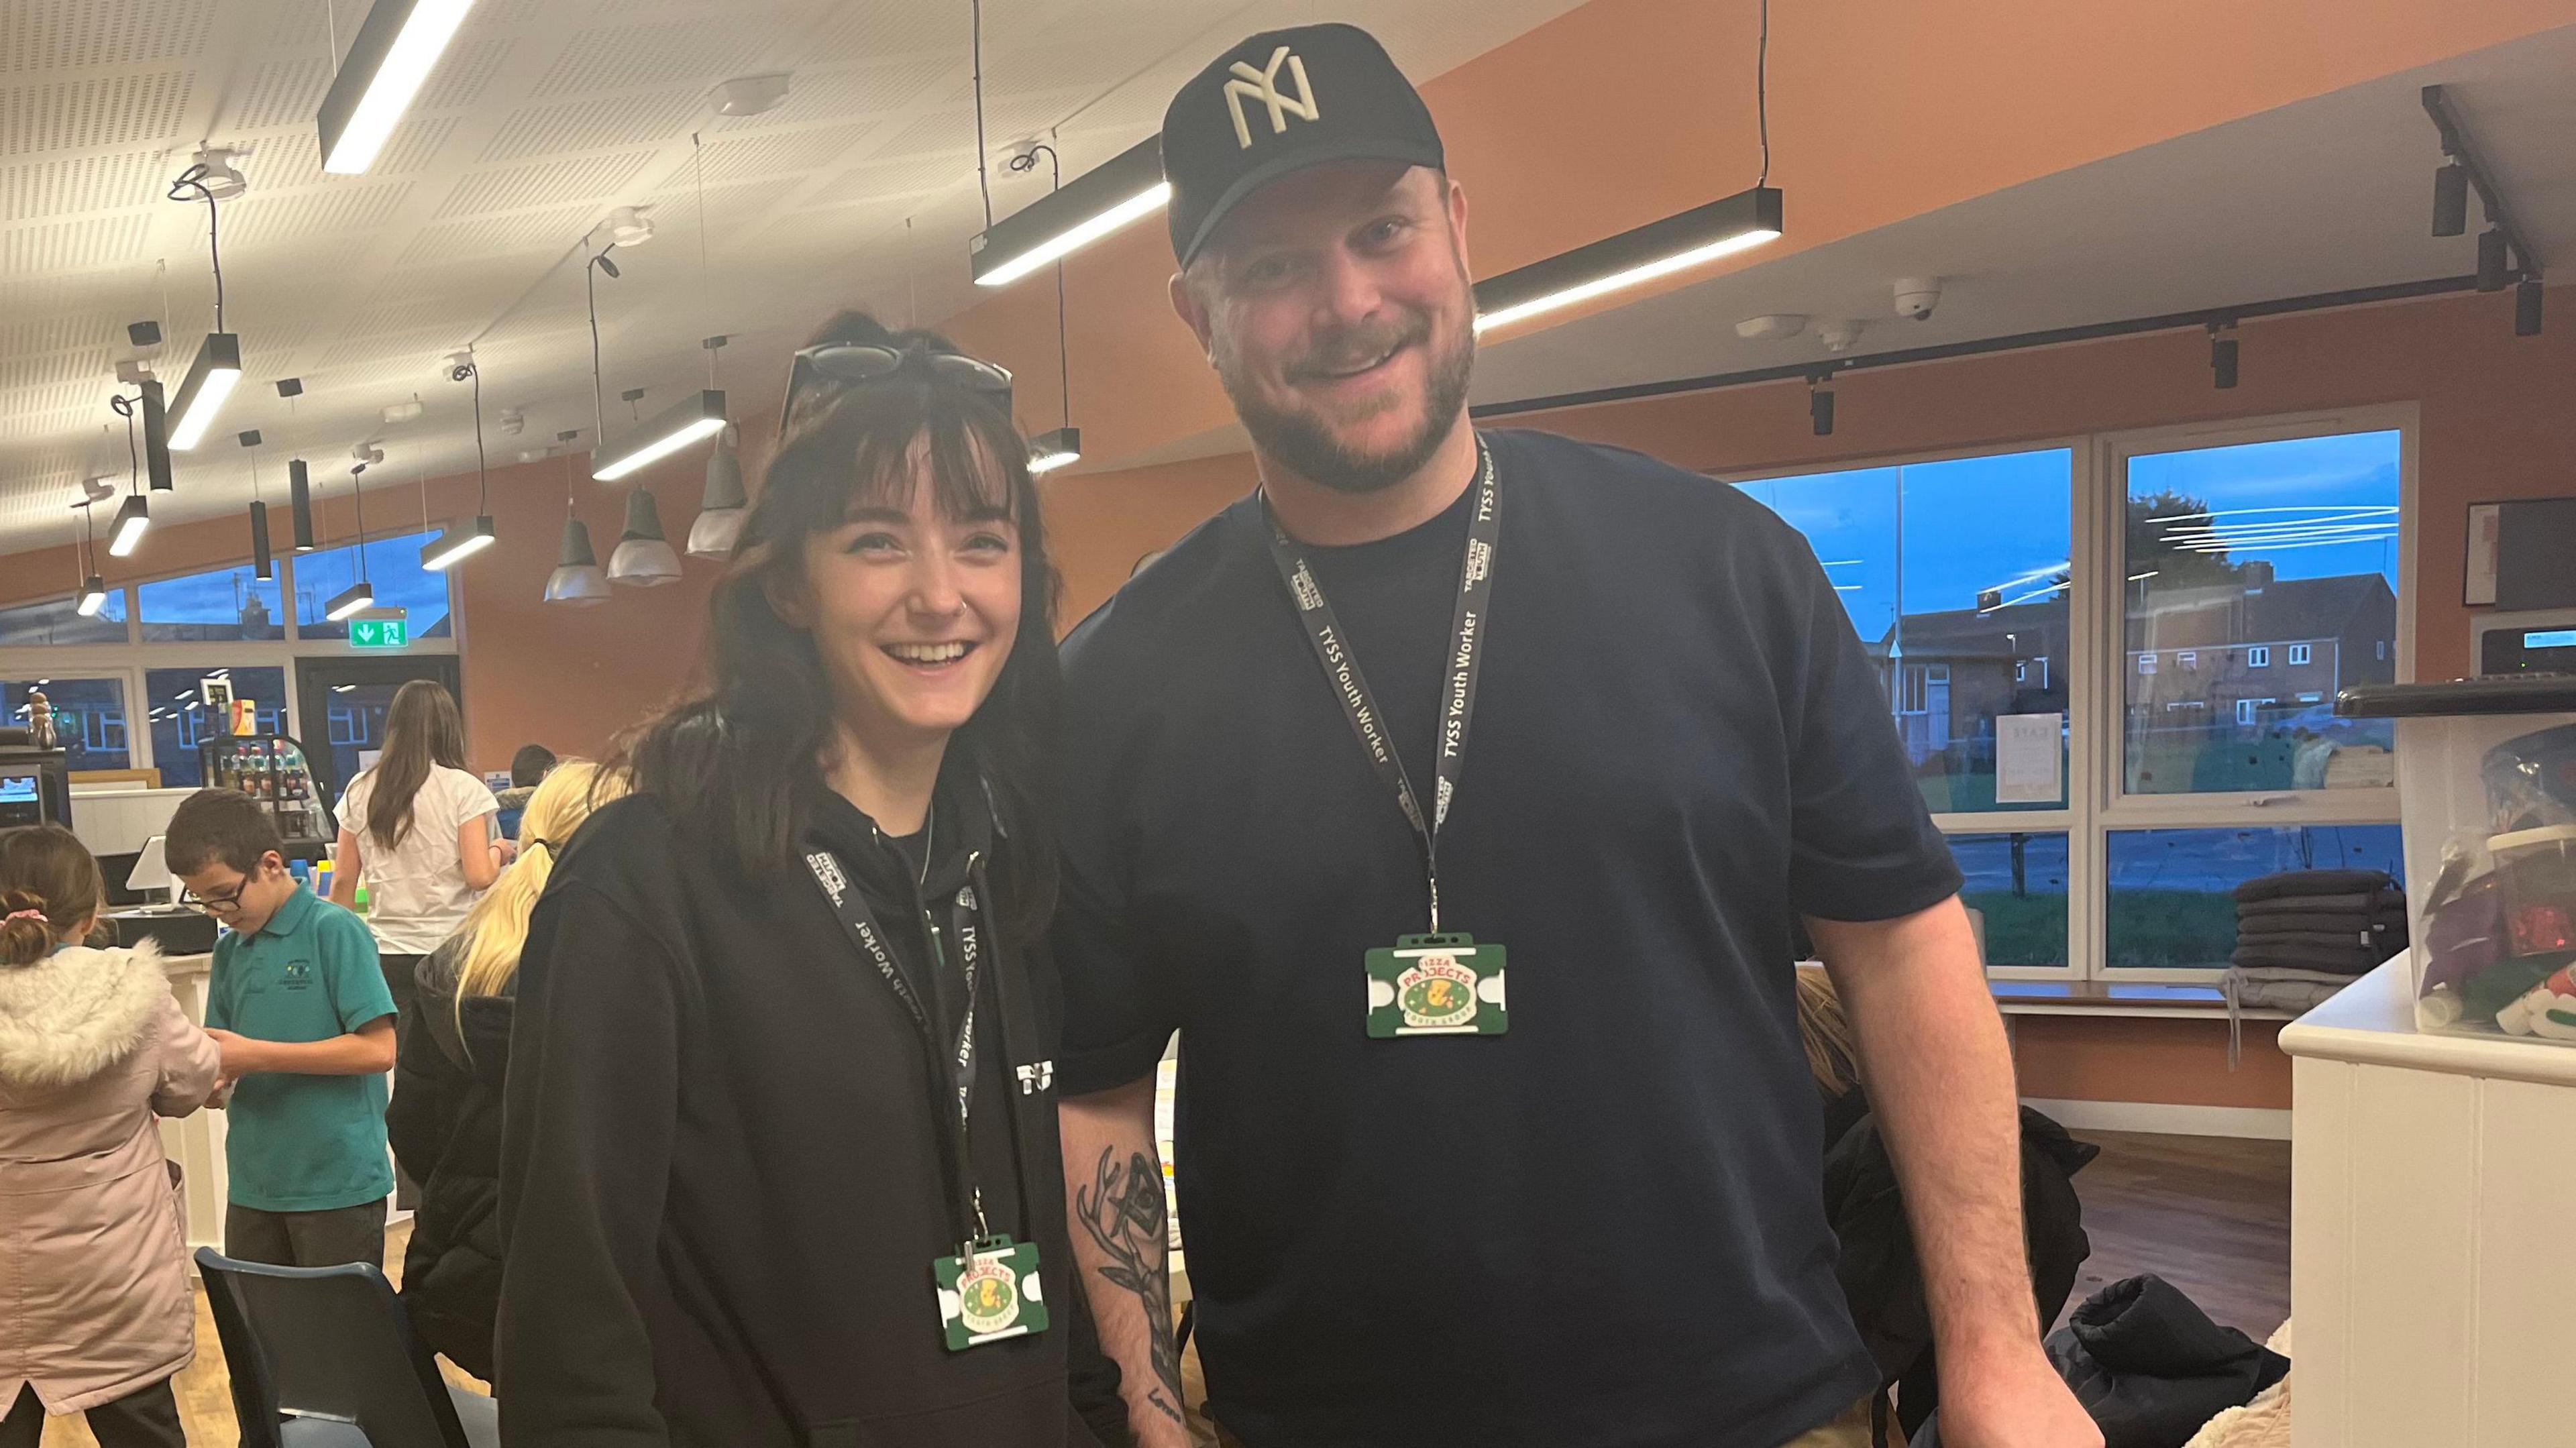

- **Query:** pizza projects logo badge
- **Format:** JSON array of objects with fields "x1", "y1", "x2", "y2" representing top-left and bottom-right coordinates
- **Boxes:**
[
  {"x1": 1224, "y1": 46, "x2": 1320, "y2": 149},
  {"x1": 956, "y1": 1256, "x2": 1021, "y2": 1335},
  {"x1": 1397, "y1": 954, "x2": 1477, "y2": 1029}
]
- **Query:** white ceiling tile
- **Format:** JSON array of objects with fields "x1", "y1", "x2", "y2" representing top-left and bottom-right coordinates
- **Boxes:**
[
  {"x1": 419, "y1": 36, "x2": 517, "y2": 111},
  {"x1": 481, "y1": 89, "x2": 703, "y2": 161},
  {"x1": 0, "y1": 148, "x2": 164, "y2": 220},
  {"x1": 808, "y1": 3, "x2": 963, "y2": 65},
  {"x1": 659, "y1": 123, "x2": 871, "y2": 188},
  {"x1": 529, "y1": 17, "x2": 770, "y2": 101},
  {"x1": 0, "y1": 68, "x2": 194, "y2": 154},
  {"x1": 398, "y1": 202, "x2": 601, "y2": 265},
  {"x1": 226, "y1": 54, "x2": 330, "y2": 131},
  {"x1": 436, "y1": 151, "x2": 654, "y2": 218},
  {"x1": 1, "y1": 0, "x2": 219, "y2": 73},
  {"x1": 708, "y1": 58, "x2": 951, "y2": 131},
  {"x1": 373, "y1": 114, "x2": 462, "y2": 174},
  {"x1": 223, "y1": 181, "x2": 413, "y2": 245},
  {"x1": 0, "y1": 213, "x2": 150, "y2": 274}
]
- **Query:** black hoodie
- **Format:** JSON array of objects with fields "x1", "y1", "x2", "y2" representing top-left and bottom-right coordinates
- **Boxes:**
[
  {"x1": 494, "y1": 779, "x2": 1104, "y2": 1448},
  {"x1": 387, "y1": 931, "x2": 515, "y2": 1379}
]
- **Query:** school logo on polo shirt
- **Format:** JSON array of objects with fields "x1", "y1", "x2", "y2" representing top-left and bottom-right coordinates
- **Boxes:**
[
  {"x1": 282, "y1": 958, "x2": 315, "y2": 991},
  {"x1": 1223, "y1": 46, "x2": 1320, "y2": 148}
]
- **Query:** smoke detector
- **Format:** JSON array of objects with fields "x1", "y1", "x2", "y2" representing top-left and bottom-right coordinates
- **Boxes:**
[
  {"x1": 606, "y1": 206, "x2": 655, "y2": 246},
  {"x1": 352, "y1": 443, "x2": 386, "y2": 465},
  {"x1": 1818, "y1": 319, "x2": 1865, "y2": 353},
  {"x1": 115, "y1": 359, "x2": 157, "y2": 384},
  {"x1": 383, "y1": 397, "x2": 425, "y2": 425},
  {"x1": 1733, "y1": 314, "x2": 1809, "y2": 341},
  {"x1": 711, "y1": 72, "x2": 791, "y2": 116}
]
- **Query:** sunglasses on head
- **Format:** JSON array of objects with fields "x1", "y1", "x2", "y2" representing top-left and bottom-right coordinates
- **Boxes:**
[{"x1": 780, "y1": 341, "x2": 1014, "y2": 433}]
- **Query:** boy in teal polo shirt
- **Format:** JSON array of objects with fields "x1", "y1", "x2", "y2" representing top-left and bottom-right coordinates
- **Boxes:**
[{"x1": 168, "y1": 787, "x2": 398, "y2": 1269}]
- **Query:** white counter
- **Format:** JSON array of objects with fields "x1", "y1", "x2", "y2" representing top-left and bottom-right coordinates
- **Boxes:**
[{"x1": 2278, "y1": 957, "x2": 2576, "y2": 1448}]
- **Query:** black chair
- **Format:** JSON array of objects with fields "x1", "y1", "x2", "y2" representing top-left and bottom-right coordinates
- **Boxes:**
[{"x1": 195, "y1": 1248, "x2": 498, "y2": 1448}]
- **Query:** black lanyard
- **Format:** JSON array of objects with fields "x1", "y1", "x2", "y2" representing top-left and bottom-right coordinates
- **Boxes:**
[
  {"x1": 1261, "y1": 439, "x2": 1499, "y2": 934},
  {"x1": 801, "y1": 843, "x2": 1028, "y2": 1262}
]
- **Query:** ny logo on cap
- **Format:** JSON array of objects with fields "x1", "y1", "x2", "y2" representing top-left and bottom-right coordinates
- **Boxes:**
[{"x1": 1224, "y1": 46, "x2": 1320, "y2": 150}]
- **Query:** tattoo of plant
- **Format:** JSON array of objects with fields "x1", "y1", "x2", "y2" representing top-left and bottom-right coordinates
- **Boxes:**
[{"x1": 1076, "y1": 1146, "x2": 1185, "y2": 1427}]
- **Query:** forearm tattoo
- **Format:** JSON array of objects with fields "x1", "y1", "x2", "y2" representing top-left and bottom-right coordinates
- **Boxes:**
[{"x1": 1075, "y1": 1146, "x2": 1185, "y2": 1427}]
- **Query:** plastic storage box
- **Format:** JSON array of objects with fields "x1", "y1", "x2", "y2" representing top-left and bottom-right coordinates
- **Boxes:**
[{"x1": 2337, "y1": 677, "x2": 2576, "y2": 1042}]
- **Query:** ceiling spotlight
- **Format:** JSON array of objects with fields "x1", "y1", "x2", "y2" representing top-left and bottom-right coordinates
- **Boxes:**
[
  {"x1": 1027, "y1": 426, "x2": 1082, "y2": 476},
  {"x1": 2476, "y1": 229, "x2": 2510, "y2": 292},
  {"x1": 109, "y1": 495, "x2": 150, "y2": 557},
  {"x1": 970, "y1": 135, "x2": 1169, "y2": 288},
  {"x1": 2432, "y1": 162, "x2": 2469, "y2": 237},
  {"x1": 607, "y1": 489, "x2": 682, "y2": 585},
  {"x1": 711, "y1": 72, "x2": 791, "y2": 116},
  {"x1": 319, "y1": 0, "x2": 480, "y2": 174},
  {"x1": 1474, "y1": 187, "x2": 1784, "y2": 335},
  {"x1": 2210, "y1": 324, "x2": 2239, "y2": 390},
  {"x1": 323, "y1": 581, "x2": 376, "y2": 622},
  {"x1": 191, "y1": 146, "x2": 251, "y2": 201},
  {"x1": 606, "y1": 207, "x2": 654, "y2": 247}
]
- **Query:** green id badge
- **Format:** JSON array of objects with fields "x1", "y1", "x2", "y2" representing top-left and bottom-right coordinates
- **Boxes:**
[
  {"x1": 1366, "y1": 933, "x2": 1507, "y2": 1038},
  {"x1": 933, "y1": 1235, "x2": 1049, "y2": 1351}
]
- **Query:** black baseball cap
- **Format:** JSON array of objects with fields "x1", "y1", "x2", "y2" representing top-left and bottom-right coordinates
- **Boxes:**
[{"x1": 1161, "y1": 23, "x2": 1445, "y2": 268}]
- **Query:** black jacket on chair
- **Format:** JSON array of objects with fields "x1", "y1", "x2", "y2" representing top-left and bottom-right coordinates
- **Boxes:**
[
  {"x1": 1821, "y1": 1094, "x2": 2100, "y2": 1440},
  {"x1": 2043, "y1": 1274, "x2": 2288, "y2": 1448},
  {"x1": 386, "y1": 934, "x2": 514, "y2": 1380}
]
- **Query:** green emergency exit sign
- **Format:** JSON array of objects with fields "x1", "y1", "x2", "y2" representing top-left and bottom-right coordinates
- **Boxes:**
[{"x1": 351, "y1": 618, "x2": 410, "y2": 650}]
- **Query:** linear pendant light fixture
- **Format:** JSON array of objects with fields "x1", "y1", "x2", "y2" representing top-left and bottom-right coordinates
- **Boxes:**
[
  {"x1": 324, "y1": 463, "x2": 376, "y2": 620},
  {"x1": 140, "y1": 380, "x2": 174, "y2": 490},
  {"x1": 74, "y1": 500, "x2": 108, "y2": 616},
  {"x1": 422, "y1": 353, "x2": 497, "y2": 569},
  {"x1": 288, "y1": 458, "x2": 317, "y2": 551},
  {"x1": 166, "y1": 160, "x2": 244, "y2": 449},
  {"x1": 319, "y1": 0, "x2": 480, "y2": 175},
  {"x1": 971, "y1": 135, "x2": 1167, "y2": 288},
  {"x1": 108, "y1": 391, "x2": 150, "y2": 557},
  {"x1": 1010, "y1": 140, "x2": 1085, "y2": 476},
  {"x1": 1476, "y1": 1, "x2": 1784, "y2": 335},
  {"x1": 1473, "y1": 186, "x2": 1782, "y2": 334},
  {"x1": 241, "y1": 429, "x2": 273, "y2": 581},
  {"x1": 594, "y1": 390, "x2": 725, "y2": 481}
]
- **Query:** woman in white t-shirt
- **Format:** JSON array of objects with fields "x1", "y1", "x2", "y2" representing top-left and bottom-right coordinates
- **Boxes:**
[{"x1": 332, "y1": 681, "x2": 511, "y2": 1023}]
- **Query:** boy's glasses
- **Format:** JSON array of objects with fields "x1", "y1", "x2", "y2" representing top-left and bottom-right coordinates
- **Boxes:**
[{"x1": 182, "y1": 878, "x2": 252, "y2": 916}]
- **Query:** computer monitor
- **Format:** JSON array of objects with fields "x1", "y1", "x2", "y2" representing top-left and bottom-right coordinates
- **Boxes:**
[
  {"x1": 127, "y1": 834, "x2": 175, "y2": 903},
  {"x1": 0, "y1": 770, "x2": 42, "y2": 829}
]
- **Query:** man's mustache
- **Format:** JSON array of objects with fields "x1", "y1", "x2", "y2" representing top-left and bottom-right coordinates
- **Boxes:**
[{"x1": 1284, "y1": 314, "x2": 1432, "y2": 382}]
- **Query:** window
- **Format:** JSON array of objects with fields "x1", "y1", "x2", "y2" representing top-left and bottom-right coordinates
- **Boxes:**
[
  {"x1": 2288, "y1": 643, "x2": 2312, "y2": 665},
  {"x1": 2, "y1": 677, "x2": 131, "y2": 771},
  {"x1": 2123, "y1": 429, "x2": 2399, "y2": 795},
  {"x1": 2106, "y1": 825, "x2": 2404, "y2": 969},
  {"x1": 2178, "y1": 651, "x2": 2197, "y2": 667},
  {"x1": 2235, "y1": 698, "x2": 2277, "y2": 726},
  {"x1": 1952, "y1": 832, "x2": 2070, "y2": 968},
  {"x1": 140, "y1": 564, "x2": 284, "y2": 642},
  {"x1": 2139, "y1": 653, "x2": 2157, "y2": 675},
  {"x1": 1735, "y1": 447, "x2": 2073, "y2": 813},
  {"x1": 294, "y1": 528, "x2": 454, "y2": 640},
  {"x1": 0, "y1": 591, "x2": 126, "y2": 647},
  {"x1": 144, "y1": 667, "x2": 289, "y2": 787}
]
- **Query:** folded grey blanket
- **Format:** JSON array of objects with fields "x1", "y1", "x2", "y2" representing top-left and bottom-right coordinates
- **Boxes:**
[{"x1": 2234, "y1": 869, "x2": 2400, "y2": 904}]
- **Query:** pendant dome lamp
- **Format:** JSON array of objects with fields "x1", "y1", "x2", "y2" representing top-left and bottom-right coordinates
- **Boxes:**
[
  {"x1": 543, "y1": 450, "x2": 611, "y2": 606},
  {"x1": 687, "y1": 419, "x2": 747, "y2": 558},
  {"x1": 608, "y1": 486, "x2": 682, "y2": 586}
]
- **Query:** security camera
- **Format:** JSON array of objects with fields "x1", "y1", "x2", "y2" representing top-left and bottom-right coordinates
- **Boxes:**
[
  {"x1": 1818, "y1": 319, "x2": 1865, "y2": 353},
  {"x1": 1893, "y1": 278, "x2": 1941, "y2": 322}
]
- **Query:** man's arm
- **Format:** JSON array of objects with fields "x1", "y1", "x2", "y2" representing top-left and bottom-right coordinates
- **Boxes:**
[
  {"x1": 209, "y1": 1016, "x2": 396, "y2": 1076},
  {"x1": 1061, "y1": 1077, "x2": 1191, "y2": 1448},
  {"x1": 1808, "y1": 897, "x2": 2100, "y2": 1448}
]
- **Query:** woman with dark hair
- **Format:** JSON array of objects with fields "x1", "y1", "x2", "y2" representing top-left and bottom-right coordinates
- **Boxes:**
[
  {"x1": 496, "y1": 314, "x2": 1108, "y2": 1448},
  {"x1": 333, "y1": 679, "x2": 509, "y2": 1023}
]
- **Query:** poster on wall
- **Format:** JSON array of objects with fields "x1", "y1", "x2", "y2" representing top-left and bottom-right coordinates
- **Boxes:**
[{"x1": 1994, "y1": 712, "x2": 2065, "y2": 805}]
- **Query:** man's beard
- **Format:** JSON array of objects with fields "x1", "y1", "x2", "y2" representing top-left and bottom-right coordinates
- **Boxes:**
[{"x1": 1218, "y1": 306, "x2": 1477, "y2": 496}]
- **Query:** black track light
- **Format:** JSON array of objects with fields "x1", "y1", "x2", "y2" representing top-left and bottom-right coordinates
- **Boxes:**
[
  {"x1": 250, "y1": 500, "x2": 273, "y2": 581},
  {"x1": 2516, "y1": 277, "x2": 2544, "y2": 337},
  {"x1": 2432, "y1": 162, "x2": 2469, "y2": 237},
  {"x1": 140, "y1": 380, "x2": 174, "y2": 491},
  {"x1": 2477, "y1": 229, "x2": 2510, "y2": 292},
  {"x1": 288, "y1": 459, "x2": 317, "y2": 551},
  {"x1": 2210, "y1": 326, "x2": 2239, "y2": 390},
  {"x1": 1809, "y1": 376, "x2": 1835, "y2": 437}
]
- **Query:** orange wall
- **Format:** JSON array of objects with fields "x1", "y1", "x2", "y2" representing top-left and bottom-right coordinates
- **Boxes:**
[{"x1": 2012, "y1": 1017, "x2": 2292, "y2": 1109}]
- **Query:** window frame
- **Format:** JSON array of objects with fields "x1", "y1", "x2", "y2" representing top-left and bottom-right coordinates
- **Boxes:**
[
  {"x1": 1725, "y1": 404, "x2": 2413, "y2": 983},
  {"x1": 0, "y1": 537, "x2": 465, "y2": 787}
]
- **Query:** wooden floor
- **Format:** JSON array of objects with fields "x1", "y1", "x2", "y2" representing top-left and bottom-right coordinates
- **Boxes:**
[{"x1": 38, "y1": 1131, "x2": 2288, "y2": 1445}]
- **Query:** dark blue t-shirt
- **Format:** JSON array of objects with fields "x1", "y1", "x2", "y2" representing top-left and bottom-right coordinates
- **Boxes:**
[{"x1": 1053, "y1": 429, "x2": 1962, "y2": 1448}]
